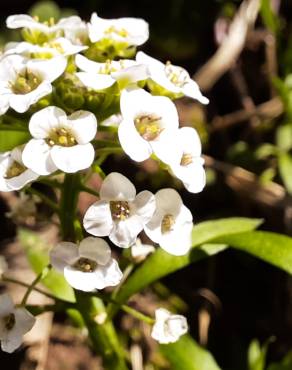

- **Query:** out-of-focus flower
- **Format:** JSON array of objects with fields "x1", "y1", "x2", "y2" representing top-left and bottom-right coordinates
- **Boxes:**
[
  {"x1": 22, "y1": 106, "x2": 97, "y2": 175},
  {"x1": 75, "y1": 54, "x2": 148, "y2": 90},
  {"x1": 151, "y1": 308, "x2": 188, "y2": 344},
  {"x1": 131, "y1": 238, "x2": 155, "y2": 262},
  {"x1": 83, "y1": 172, "x2": 156, "y2": 248},
  {"x1": 88, "y1": 13, "x2": 149, "y2": 47},
  {"x1": 0, "y1": 147, "x2": 39, "y2": 192},
  {"x1": 145, "y1": 188, "x2": 193, "y2": 256},
  {"x1": 118, "y1": 88, "x2": 179, "y2": 162},
  {"x1": 136, "y1": 52, "x2": 208, "y2": 104},
  {"x1": 0, "y1": 293, "x2": 36, "y2": 353},
  {"x1": 50, "y1": 237, "x2": 122, "y2": 291},
  {"x1": 0, "y1": 54, "x2": 66, "y2": 114}
]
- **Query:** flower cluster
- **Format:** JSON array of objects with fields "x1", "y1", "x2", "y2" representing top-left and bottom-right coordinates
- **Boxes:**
[{"x1": 0, "y1": 11, "x2": 208, "y2": 351}]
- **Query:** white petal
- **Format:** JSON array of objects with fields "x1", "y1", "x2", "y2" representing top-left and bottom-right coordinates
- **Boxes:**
[
  {"x1": 79, "y1": 237, "x2": 111, "y2": 266},
  {"x1": 6, "y1": 14, "x2": 49, "y2": 32},
  {"x1": 94, "y1": 259, "x2": 123, "y2": 289},
  {"x1": 132, "y1": 190, "x2": 156, "y2": 224},
  {"x1": 76, "y1": 72, "x2": 115, "y2": 90},
  {"x1": 182, "y1": 80, "x2": 209, "y2": 104},
  {"x1": 0, "y1": 294, "x2": 14, "y2": 316},
  {"x1": 111, "y1": 64, "x2": 149, "y2": 88},
  {"x1": 64, "y1": 267, "x2": 97, "y2": 292},
  {"x1": 136, "y1": 51, "x2": 165, "y2": 71},
  {"x1": 83, "y1": 201, "x2": 113, "y2": 237},
  {"x1": 29, "y1": 106, "x2": 67, "y2": 139},
  {"x1": 1, "y1": 332, "x2": 23, "y2": 353},
  {"x1": 22, "y1": 139, "x2": 57, "y2": 176},
  {"x1": 171, "y1": 161, "x2": 206, "y2": 194},
  {"x1": 28, "y1": 56, "x2": 67, "y2": 82},
  {"x1": 0, "y1": 96, "x2": 9, "y2": 115},
  {"x1": 109, "y1": 217, "x2": 143, "y2": 248},
  {"x1": 100, "y1": 172, "x2": 136, "y2": 201},
  {"x1": 151, "y1": 129, "x2": 180, "y2": 164},
  {"x1": 118, "y1": 118, "x2": 152, "y2": 162},
  {"x1": 14, "y1": 308, "x2": 36, "y2": 334},
  {"x1": 131, "y1": 239, "x2": 155, "y2": 260},
  {"x1": 155, "y1": 188, "x2": 183, "y2": 216},
  {"x1": 50, "y1": 144, "x2": 94, "y2": 173},
  {"x1": 75, "y1": 54, "x2": 100, "y2": 73},
  {"x1": 50, "y1": 242, "x2": 79, "y2": 272},
  {"x1": 179, "y1": 127, "x2": 202, "y2": 157},
  {"x1": 68, "y1": 110, "x2": 97, "y2": 144},
  {"x1": 5, "y1": 169, "x2": 39, "y2": 191}
]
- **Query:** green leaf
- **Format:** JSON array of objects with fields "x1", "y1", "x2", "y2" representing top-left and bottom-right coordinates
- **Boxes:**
[
  {"x1": 160, "y1": 335, "x2": 221, "y2": 370},
  {"x1": 278, "y1": 152, "x2": 292, "y2": 194},
  {"x1": 111, "y1": 218, "x2": 262, "y2": 310},
  {"x1": 18, "y1": 229, "x2": 75, "y2": 302},
  {"x1": 276, "y1": 124, "x2": 292, "y2": 152},
  {"x1": 267, "y1": 351, "x2": 292, "y2": 370},
  {"x1": 0, "y1": 130, "x2": 30, "y2": 152},
  {"x1": 214, "y1": 231, "x2": 292, "y2": 274},
  {"x1": 248, "y1": 339, "x2": 267, "y2": 370},
  {"x1": 260, "y1": 0, "x2": 280, "y2": 34}
]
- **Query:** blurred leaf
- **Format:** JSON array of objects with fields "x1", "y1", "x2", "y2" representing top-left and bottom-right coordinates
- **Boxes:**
[
  {"x1": 268, "y1": 351, "x2": 292, "y2": 370},
  {"x1": 111, "y1": 218, "x2": 262, "y2": 311},
  {"x1": 276, "y1": 124, "x2": 292, "y2": 152},
  {"x1": 255, "y1": 144, "x2": 278, "y2": 159},
  {"x1": 260, "y1": 0, "x2": 280, "y2": 34},
  {"x1": 29, "y1": 1, "x2": 61, "y2": 22},
  {"x1": 259, "y1": 167, "x2": 276, "y2": 185},
  {"x1": 19, "y1": 229, "x2": 75, "y2": 302},
  {"x1": 278, "y1": 152, "x2": 292, "y2": 194},
  {"x1": 248, "y1": 339, "x2": 270, "y2": 370},
  {"x1": 214, "y1": 231, "x2": 292, "y2": 274},
  {"x1": 160, "y1": 335, "x2": 221, "y2": 370},
  {"x1": 0, "y1": 130, "x2": 30, "y2": 152}
]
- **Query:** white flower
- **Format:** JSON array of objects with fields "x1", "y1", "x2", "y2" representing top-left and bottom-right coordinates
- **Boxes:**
[
  {"x1": 50, "y1": 237, "x2": 123, "y2": 292},
  {"x1": 22, "y1": 106, "x2": 97, "y2": 175},
  {"x1": 75, "y1": 54, "x2": 148, "y2": 90},
  {"x1": 83, "y1": 172, "x2": 156, "y2": 248},
  {"x1": 57, "y1": 16, "x2": 88, "y2": 46},
  {"x1": 131, "y1": 238, "x2": 155, "y2": 262},
  {"x1": 136, "y1": 51, "x2": 209, "y2": 104},
  {"x1": 0, "y1": 293, "x2": 35, "y2": 353},
  {"x1": 151, "y1": 308, "x2": 188, "y2": 344},
  {"x1": 118, "y1": 88, "x2": 179, "y2": 162},
  {"x1": 0, "y1": 146, "x2": 39, "y2": 192},
  {"x1": 0, "y1": 54, "x2": 66, "y2": 114},
  {"x1": 166, "y1": 127, "x2": 206, "y2": 193},
  {"x1": 4, "y1": 38, "x2": 87, "y2": 58},
  {"x1": 88, "y1": 13, "x2": 149, "y2": 46},
  {"x1": 144, "y1": 188, "x2": 193, "y2": 256}
]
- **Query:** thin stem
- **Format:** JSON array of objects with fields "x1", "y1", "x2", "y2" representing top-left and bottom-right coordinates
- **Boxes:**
[
  {"x1": 79, "y1": 185, "x2": 99, "y2": 197},
  {"x1": 26, "y1": 302, "x2": 73, "y2": 315},
  {"x1": 95, "y1": 147, "x2": 123, "y2": 156},
  {"x1": 20, "y1": 266, "x2": 51, "y2": 306},
  {"x1": 26, "y1": 187, "x2": 59, "y2": 213}
]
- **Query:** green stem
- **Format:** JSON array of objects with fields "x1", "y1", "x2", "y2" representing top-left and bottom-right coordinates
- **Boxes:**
[
  {"x1": 21, "y1": 266, "x2": 51, "y2": 305},
  {"x1": 26, "y1": 302, "x2": 73, "y2": 315},
  {"x1": 95, "y1": 147, "x2": 123, "y2": 156}
]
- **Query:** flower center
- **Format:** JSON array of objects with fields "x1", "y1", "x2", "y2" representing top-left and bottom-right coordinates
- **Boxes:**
[
  {"x1": 180, "y1": 153, "x2": 193, "y2": 166},
  {"x1": 164, "y1": 61, "x2": 188, "y2": 88},
  {"x1": 73, "y1": 257, "x2": 97, "y2": 272},
  {"x1": 161, "y1": 214, "x2": 175, "y2": 234},
  {"x1": 11, "y1": 70, "x2": 42, "y2": 94},
  {"x1": 134, "y1": 114, "x2": 163, "y2": 141},
  {"x1": 4, "y1": 161, "x2": 26, "y2": 179},
  {"x1": 44, "y1": 41, "x2": 65, "y2": 54},
  {"x1": 104, "y1": 26, "x2": 129, "y2": 38},
  {"x1": 110, "y1": 201, "x2": 130, "y2": 221},
  {"x1": 3, "y1": 313, "x2": 16, "y2": 331},
  {"x1": 46, "y1": 128, "x2": 77, "y2": 147}
]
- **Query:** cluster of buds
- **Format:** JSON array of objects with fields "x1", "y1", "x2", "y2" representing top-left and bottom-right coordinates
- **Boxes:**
[{"x1": 0, "y1": 11, "x2": 208, "y2": 351}]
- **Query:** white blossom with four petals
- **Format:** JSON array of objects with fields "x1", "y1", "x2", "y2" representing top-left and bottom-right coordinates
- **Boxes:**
[
  {"x1": 0, "y1": 293, "x2": 36, "y2": 353},
  {"x1": 151, "y1": 308, "x2": 188, "y2": 344},
  {"x1": 22, "y1": 106, "x2": 97, "y2": 175},
  {"x1": 50, "y1": 237, "x2": 123, "y2": 292},
  {"x1": 0, "y1": 146, "x2": 39, "y2": 192},
  {"x1": 0, "y1": 54, "x2": 66, "y2": 114},
  {"x1": 118, "y1": 88, "x2": 179, "y2": 162},
  {"x1": 83, "y1": 172, "x2": 156, "y2": 248},
  {"x1": 136, "y1": 51, "x2": 209, "y2": 104},
  {"x1": 145, "y1": 188, "x2": 193, "y2": 256}
]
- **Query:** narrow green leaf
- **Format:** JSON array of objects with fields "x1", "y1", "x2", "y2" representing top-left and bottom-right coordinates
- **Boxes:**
[
  {"x1": 160, "y1": 335, "x2": 221, "y2": 370},
  {"x1": 18, "y1": 229, "x2": 75, "y2": 302},
  {"x1": 278, "y1": 152, "x2": 292, "y2": 194},
  {"x1": 0, "y1": 131, "x2": 30, "y2": 152},
  {"x1": 214, "y1": 231, "x2": 292, "y2": 274},
  {"x1": 276, "y1": 124, "x2": 292, "y2": 152},
  {"x1": 112, "y1": 218, "x2": 262, "y2": 309},
  {"x1": 260, "y1": 0, "x2": 279, "y2": 34},
  {"x1": 248, "y1": 339, "x2": 267, "y2": 370}
]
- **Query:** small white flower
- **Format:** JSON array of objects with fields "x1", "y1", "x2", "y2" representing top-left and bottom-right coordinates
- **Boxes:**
[
  {"x1": 22, "y1": 106, "x2": 97, "y2": 175},
  {"x1": 57, "y1": 16, "x2": 88, "y2": 46},
  {"x1": 50, "y1": 237, "x2": 123, "y2": 292},
  {"x1": 88, "y1": 13, "x2": 149, "y2": 46},
  {"x1": 131, "y1": 238, "x2": 155, "y2": 262},
  {"x1": 118, "y1": 88, "x2": 179, "y2": 162},
  {"x1": 75, "y1": 54, "x2": 148, "y2": 90},
  {"x1": 0, "y1": 54, "x2": 66, "y2": 114},
  {"x1": 136, "y1": 51, "x2": 209, "y2": 104},
  {"x1": 166, "y1": 127, "x2": 206, "y2": 193},
  {"x1": 0, "y1": 293, "x2": 36, "y2": 353},
  {"x1": 83, "y1": 172, "x2": 156, "y2": 248},
  {"x1": 0, "y1": 146, "x2": 39, "y2": 192},
  {"x1": 144, "y1": 188, "x2": 193, "y2": 256},
  {"x1": 151, "y1": 308, "x2": 188, "y2": 344},
  {"x1": 4, "y1": 38, "x2": 87, "y2": 58}
]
